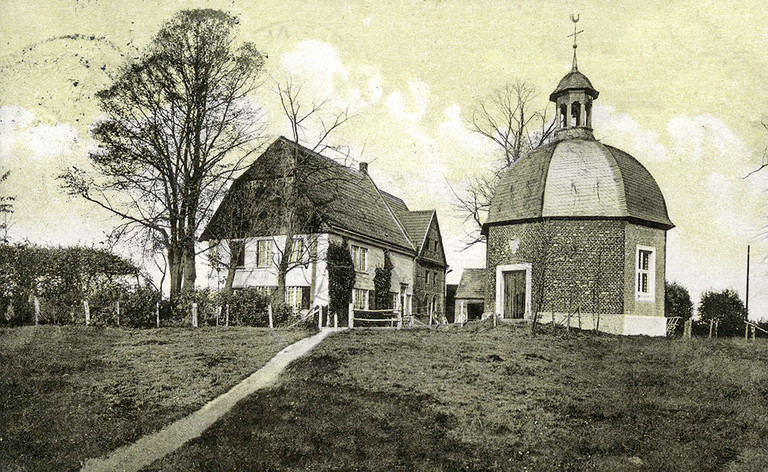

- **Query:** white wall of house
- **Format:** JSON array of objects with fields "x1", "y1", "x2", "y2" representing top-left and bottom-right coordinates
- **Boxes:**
[
  {"x1": 208, "y1": 234, "x2": 330, "y2": 305},
  {"x1": 327, "y1": 233, "x2": 415, "y2": 314},
  {"x1": 207, "y1": 233, "x2": 417, "y2": 313}
]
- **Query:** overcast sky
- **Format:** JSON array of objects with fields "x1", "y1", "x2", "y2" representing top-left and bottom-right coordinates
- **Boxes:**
[{"x1": 2, "y1": 0, "x2": 768, "y2": 320}]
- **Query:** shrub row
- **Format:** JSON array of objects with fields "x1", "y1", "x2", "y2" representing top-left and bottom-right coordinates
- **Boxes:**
[{"x1": 1, "y1": 287, "x2": 312, "y2": 329}]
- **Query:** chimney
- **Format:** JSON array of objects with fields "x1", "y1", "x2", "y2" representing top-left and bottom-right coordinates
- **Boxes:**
[{"x1": 359, "y1": 162, "x2": 368, "y2": 174}]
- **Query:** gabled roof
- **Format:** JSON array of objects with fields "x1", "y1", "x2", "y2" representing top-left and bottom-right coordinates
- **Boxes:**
[
  {"x1": 380, "y1": 191, "x2": 446, "y2": 264},
  {"x1": 455, "y1": 268, "x2": 486, "y2": 300},
  {"x1": 394, "y1": 210, "x2": 434, "y2": 254},
  {"x1": 202, "y1": 137, "x2": 420, "y2": 253}
]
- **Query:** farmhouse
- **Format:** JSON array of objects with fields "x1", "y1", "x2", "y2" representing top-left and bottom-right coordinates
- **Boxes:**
[
  {"x1": 482, "y1": 42, "x2": 674, "y2": 336},
  {"x1": 201, "y1": 137, "x2": 447, "y2": 319}
]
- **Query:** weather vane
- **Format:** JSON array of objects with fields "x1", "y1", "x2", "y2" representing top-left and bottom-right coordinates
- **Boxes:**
[{"x1": 567, "y1": 14, "x2": 583, "y2": 70}]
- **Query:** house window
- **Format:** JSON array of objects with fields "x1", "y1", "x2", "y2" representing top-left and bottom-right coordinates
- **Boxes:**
[
  {"x1": 254, "y1": 285, "x2": 275, "y2": 296},
  {"x1": 289, "y1": 238, "x2": 304, "y2": 264},
  {"x1": 433, "y1": 240, "x2": 438, "y2": 252},
  {"x1": 287, "y1": 286, "x2": 310, "y2": 310},
  {"x1": 351, "y1": 245, "x2": 368, "y2": 272},
  {"x1": 230, "y1": 240, "x2": 245, "y2": 267},
  {"x1": 636, "y1": 246, "x2": 656, "y2": 301},
  {"x1": 353, "y1": 288, "x2": 370, "y2": 310},
  {"x1": 425, "y1": 271, "x2": 431, "y2": 285},
  {"x1": 256, "y1": 240, "x2": 272, "y2": 268}
]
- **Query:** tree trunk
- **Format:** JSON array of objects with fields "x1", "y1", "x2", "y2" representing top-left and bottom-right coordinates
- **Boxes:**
[
  {"x1": 182, "y1": 237, "x2": 197, "y2": 292},
  {"x1": 276, "y1": 234, "x2": 293, "y2": 305},
  {"x1": 168, "y1": 246, "x2": 183, "y2": 296},
  {"x1": 223, "y1": 242, "x2": 243, "y2": 292}
]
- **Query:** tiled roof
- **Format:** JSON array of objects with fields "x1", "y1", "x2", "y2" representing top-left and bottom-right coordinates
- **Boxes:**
[
  {"x1": 483, "y1": 138, "x2": 673, "y2": 231},
  {"x1": 549, "y1": 70, "x2": 599, "y2": 101},
  {"x1": 381, "y1": 190, "x2": 443, "y2": 257},
  {"x1": 202, "y1": 137, "x2": 415, "y2": 251},
  {"x1": 455, "y1": 268, "x2": 486, "y2": 300}
]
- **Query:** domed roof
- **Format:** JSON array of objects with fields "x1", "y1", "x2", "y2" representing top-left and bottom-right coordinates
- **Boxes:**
[
  {"x1": 483, "y1": 139, "x2": 674, "y2": 231},
  {"x1": 549, "y1": 70, "x2": 599, "y2": 101}
]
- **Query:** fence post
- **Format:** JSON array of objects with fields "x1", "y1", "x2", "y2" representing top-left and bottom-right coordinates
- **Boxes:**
[
  {"x1": 746, "y1": 323, "x2": 749, "y2": 340},
  {"x1": 334, "y1": 312, "x2": 338, "y2": 329},
  {"x1": 348, "y1": 303, "x2": 354, "y2": 329},
  {"x1": 684, "y1": 318, "x2": 692, "y2": 338},
  {"x1": 708, "y1": 319, "x2": 713, "y2": 339},
  {"x1": 216, "y1": 306, "x2": 221, "y2": 329},
  {"x1": 225, "y1": 304, "x2": 230, "y2": 328},
  {"x1": 83, "y1": 300, "x2": 90, "y2": 326},
  {"x1": 268, "y1": 304, "x2": 274, "y2": 330},
  {"x1": 397, "y1": 308, "x2": 403, "y2": 330},
  {"x1": 715, "y1": 320, "x2": 719, "y2": 338},
  {"x1": 156, "y1": 302, "x2": 160, "y2": 328},
  {"x1": 115, "y1": 300, "x2": 120, "y2": 327},
  {"x1": 191, "y1": 302, "x2": 198, "y2": 328},
  {"x1": 34, "y1": 296, "x2": 40, "y2": 326}
]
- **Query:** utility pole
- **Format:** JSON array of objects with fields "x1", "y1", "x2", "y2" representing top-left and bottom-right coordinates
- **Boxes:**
[{"x1": 746, "y1": 245, "x2": 750, "y2": 322}]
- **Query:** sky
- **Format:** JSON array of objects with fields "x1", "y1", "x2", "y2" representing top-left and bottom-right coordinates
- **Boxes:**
[{"x1": 2, "y1": 0, "x2": 768, "y2": 320}]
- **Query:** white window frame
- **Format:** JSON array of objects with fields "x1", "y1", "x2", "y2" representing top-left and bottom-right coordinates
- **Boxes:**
[
  {"x1": 256, "y1": 239, "x2": 272, "y2": 268},
  {"x1": 287, "y1": 286, "x2": 309, "y2": 310},
  {"x1": 351, "y1": 245, "x2": 368, "y2": 272},
  {"x1": 353, "y1": 288, "x2": 370, "y2": 310},
  {"x1": 288, "y1": 237, "x2": 304, "y2": 265},
  {"x1": 635, "y1": 245, "x2": 656, "y2": 302}
]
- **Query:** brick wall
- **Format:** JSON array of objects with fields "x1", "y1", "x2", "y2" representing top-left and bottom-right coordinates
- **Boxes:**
[
  {"x1": 486, "y1": 219, "x2": 626, "y2": 316},
  {"x1": 623, "y1": 223, "x2": 666, "y2": 318}
]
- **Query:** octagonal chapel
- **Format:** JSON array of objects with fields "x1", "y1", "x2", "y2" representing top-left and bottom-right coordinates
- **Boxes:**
[{"x1": 481, "y1": 43, "x2": 674, "y2": 336}]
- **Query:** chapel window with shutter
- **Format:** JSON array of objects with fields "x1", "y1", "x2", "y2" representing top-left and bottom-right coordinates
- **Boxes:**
[{"x1": 635, "y1": 246, "x2": 655, "y2": 301}]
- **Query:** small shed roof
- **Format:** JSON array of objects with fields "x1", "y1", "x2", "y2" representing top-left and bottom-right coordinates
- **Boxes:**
[{"x1": 455, "y1": 268, "x2": 486, "y2": 300}]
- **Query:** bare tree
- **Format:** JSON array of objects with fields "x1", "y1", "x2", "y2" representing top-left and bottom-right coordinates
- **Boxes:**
[
  {"x1": 60, "y1": 9, "x2": 266, "y2": 296},
  {"x1": 205, "y1": 77, "x2": 353, "y2": 305},
  {"x1": 452, "y1": 81, "x2": 555, "y2": 246}
]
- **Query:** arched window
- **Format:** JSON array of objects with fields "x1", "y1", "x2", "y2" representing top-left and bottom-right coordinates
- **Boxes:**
[
  {"x1": 571, "y1": 101, "x2": 581, "y2": 127},
  {"x1": 585, "y1": 102, "x2": 592, "y2": 128},
  {"x1": 560, "y1": 104, "x2": 567, "y2": 128}
]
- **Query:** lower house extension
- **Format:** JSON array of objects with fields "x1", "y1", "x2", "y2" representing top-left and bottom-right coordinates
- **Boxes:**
[{"x1": 201, "y1": 137, "x2": 447, "y2": 319}]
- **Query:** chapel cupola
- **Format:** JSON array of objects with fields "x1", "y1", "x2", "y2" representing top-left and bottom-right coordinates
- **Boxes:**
[{"x1": 550, "y1": 15, "x2": 599, "y2": 141}]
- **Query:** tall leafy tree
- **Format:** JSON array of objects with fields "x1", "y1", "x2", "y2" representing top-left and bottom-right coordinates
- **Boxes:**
[
  {"x1": 698, "y1": 289, "x2": 746, "y2": 337},
  {"x1": 61, "y1": 9, "x2": 266, "y2": 295},
  {"x1": 0, "y1": 169, "x2": 14, "y2": 244},
  {"x1": 665, "y1": 281, "x2": 693, "y2": 320}
]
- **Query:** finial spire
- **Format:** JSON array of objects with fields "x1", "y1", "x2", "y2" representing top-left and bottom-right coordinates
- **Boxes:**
[{"x1": 568, "y1": 14, "x2": 583, "y2": 71}]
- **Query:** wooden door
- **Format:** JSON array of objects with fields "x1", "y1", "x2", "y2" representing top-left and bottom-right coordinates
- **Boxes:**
[{"x1": 503, "y1": 270, "x2": 526, "y2": 319}]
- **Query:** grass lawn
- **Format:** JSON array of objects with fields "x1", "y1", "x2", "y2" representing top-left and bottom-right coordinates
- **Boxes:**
[
  {"x1": 0, "y1": 325, "x2": 310, "y2": 472},
  {"x1": 151, "y1": 322, "x2": 768, "y2": 472}
]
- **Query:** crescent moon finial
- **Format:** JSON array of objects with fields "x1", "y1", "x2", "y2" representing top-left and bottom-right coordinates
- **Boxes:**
[{"x1": 570, "y1": 14, "x2": 580, "y2": 24}]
